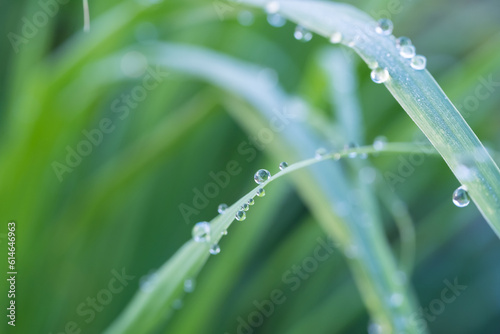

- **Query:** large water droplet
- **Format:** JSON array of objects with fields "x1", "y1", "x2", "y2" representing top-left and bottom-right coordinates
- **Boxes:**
[
  {"x1": 279, "y1": 161, "x2": 288, "y2": 170},
  {"x1": 400, "y1": 45, "x2": 416, "y2": 58},
  {"x1": 235, "y1": 210, "x2": 246, "y2": 221},
  {"x1": 265, "y1": 1, "x2": 280, "y2": 14},
  {"x1": 294, "y1": 25, "x2": 313, "y2": 42},
  {"x1": 192, "y1": 222, "x2": 211, "y2": 243},
  {"x1": 184, "y1": 279, "x2": 195, "y2": 293},
  {"x1": 329, "y1": 31, "x2": 342, "y2": 44},
  {"x1": 218, "y1": 203, "x2": 228, "y2": 214},
  {"x1": 209, "y1": 244, "x2": 221, "y2": 255},
  {"x1": 452, "y1": 185, "x2": 470, "y2": 207},
  {"x1": 315, "y1": 148, "x2": 328, "y2": 160},
  {"x1": 254, "y1": 169, "x2": 271, "y2": 184},
  {"x1": 373, "y1": 136, "x2": 387, "y2": 151},
  {"x1": 370, "y1": 67, "x2": 390, "y2": 84},
  {"x1": 396, "y1": 36, "x2": 412, "y2": 48},
  {"x1": 241, "y1": 203, "x2": 250, "y2": 211},
  {"x1": 411, "y1": 55, "x2": 427, "y2": 70},
  {"x1": 267, "y1": 13, "x2": 286, "y2": 27},
  {"x1": 256, "y1": 188, "x2": 266, "y2": 197},
  {"x1": 375, "y1": 19, "x2": 393, "y2": 35},
  {"x1": 237, "y1": 10, "x2": 254, "y2": 26}
]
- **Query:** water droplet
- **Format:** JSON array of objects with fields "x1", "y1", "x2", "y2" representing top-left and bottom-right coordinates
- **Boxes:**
[
  {"x1": 389, "y1": 293, "x2": 404, "y2": 307},
  {"x1": 279, "y1": 161, "x2": 288, "y2": 170},
  {"x1": 247, "y1": 198, "x2": 255, "y2": 205},
  {"x1": 294, "y1": 25, "x2": 313, "y2": 42},
  {"x1": 235, "y1": 210, "x2": 246, "y2": 221},
  {"x1": 333, "y1": 153, "x2": 341, "y2": 161},
  {"x1": 265, "y1": 1, "x2": 280, "y2": 14},
  {"x1": 400, "y1": 45, "x2": 416, "y2": 58},
  {"x1": 267, "y1": 13, "x2": 286, "y2": 27},
  {"x1": 218, "y1": 203, "x2": 228, "y2": 214},
  {"x1": 344, "y1": 142, "x2": 359, "y2": 158},
  {"x1": 222, "y1": 230, "x2": 228, "y2": 235},
  {"x1": 315, "y1": 148, "x2": 328, "y2": 160},
  {"x1": 172, "y1": 299, "x2": 183, "y2": 309},
  {"x1": 396, "y1": 36, "x2": 412, "y2": 48},
  {"x1": 452, "y1": 185, "x2": 470, "y2": 207},
  {"x1": 184, "y1": 279, "x2": 195, "y2": 293},
  {"x1": 237, "y1": 10, "x2": 254, "y2": 26},
  {"x1": 373, "y1": 136, "x2": 387, "y2": 151},
  {"x1": 241, "y1": 203, "x2": 250, "y2": 211},
  {"x1": 254, "y1": 169, "x2": 271, "y2": 184},
  {"x1": 209, "y1": 244, "x2": 221, "y2": 255},
  {"x1": 139, "y1": 271, "x2": 157, "y2": 292},
  {"x1": 370, "y1": 67, "x2": 390, "y2": 84},
  {"x1": 411, "y1": 55, "x2": 427, "y2": 70},
  {"x1": 192, "y1": 222, "x2": 211, "y2": 243},
  {"x1": 256, "y1": 188, "x2": 266, "y2": 197},
  {"x1": 375, "y1": 19, "x2": 393, "y2": 35},
  {"x1": 329, "y1": 31, "x2": 342, "y2": 44}
]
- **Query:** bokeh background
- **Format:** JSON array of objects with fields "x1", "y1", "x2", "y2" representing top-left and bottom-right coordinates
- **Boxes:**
[{"x1": 1, "y1": 0, "x2": 500, "y2": 333}]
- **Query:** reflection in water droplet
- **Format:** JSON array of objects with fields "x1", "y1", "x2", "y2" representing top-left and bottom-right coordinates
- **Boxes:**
[
  {"x1": 452, "y1": 185, "x2": 470, "y2": 207},
  {"x1": 375, "y1": 19, "x2": 393, "y2": 35},
  {"x1": 235, "y1": 210, "x2": 246, "y2": 221},
  {"x1": 242, "y1": 203, "x2": 250, "y2": 211},
  {"x1": 279, "y1": 162, "x2": 288, "y2": 170},
  {"x1": 396, "y1": 36, "x2": 412, "y2": 48},
  {"x1": 192, "y1": 222, "x2": 211, "y2": 243},
  {"x1": 370, "y1": 67, "x2": 390, "y2": 84},
  {"x1": 256, "y1": 188, "x2": 266, "y2": 197},
  {"x1": 209, "y1": 244, "x2": 221, "y2": 255},
  {"x1": 411, "y1": 55, "x2": 427, "y2": 70},
  {"x1": 218, "y1": 203, "x2": 228, "y2": 214},
  {"x1": 247, "y1": 198, "x2": 255, "y2": 205},
  {"x1": 254, "y1": 169, "x2": 271, "y2": 184},
  {"x1": 400, "y1": 45, "x2": 416, "y2": 58},
  {"x1": 294, "y1": 25, "x2": 313, "y2": 42}
]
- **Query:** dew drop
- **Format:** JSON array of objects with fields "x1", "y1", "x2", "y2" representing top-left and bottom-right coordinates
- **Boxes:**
[
  {"x1": 209, "y1": 244, "x2": 221, "y2": 255},
  {"x1": 256, "y1": 188, "x2": 266, "y2": 197},
  {"x1": 265, "y1": 1, "x2": 280, "y2": 14},
  {"x1": 315, "y1": 148, "x2": 328, "y2": 160},
  {"x1": 373, "y1": 136, "x2": 387, "y2": 151},
  {"x1": 235, "y1": 210, "x2": 246, "y2": 221},
  {"x1": 375, "y1": 19, "x2": 393, "y2": 35},
  {"x1": 400, "y1": 45, "x2": 416, "y2": 58},
  {"x1": 139, "y1": 271, "x2": 157, "y2": 292},
  {"x1": 192, "y1": 222, "x2": 210, "y2": 243},
  {"x1": 279, "y1": 161, "x2": 289, "y2": 170},
  {"x1": 411, "y1": 55, "x2": 427, "y2": 70},
  {"x1": 254, "y1": 169, "x2": 271, "y2": 184},
  {"x1": 370, "y1": 67, "x2": 390, "y2": 84},
  {"x1": 332, "y1": 152, "x2": 341, "y2": 161},
  {"x1": 217, "y1": 203, "x2": 228, "y2": 214},
  {"x1": 345, "y1": 142, "x2": 359, "y2": 158},
  {"x1": 452, "y1": 185, "x2": 470, "y2": 207},
  {"x1": 184, "y1": 279, "x2": 195, "y2": 293},
  {"x1": 396, "y1": 36, "x2": 412, "y2": 48},
  {"x1": 267, "y1": 13, "x2": 286, "y2": 27},
  {"x1": 237, "y1": 10, "x2": 254, "y2": 26},
  {"x1": 242, "y1": 203, "x2": 250, "y2": 211},
  {"x1": 329, "y1": 31, "x2": 342, "y2": 44},
  {"x1": 294, "y1": 25, "x2": 313, "y2": 42},
  {"x1": 247, "y1": 198, "x2": 255, "y2": 205},
  {"x1": 222, "y1": 230, "x2": 228, "y2": 236}
]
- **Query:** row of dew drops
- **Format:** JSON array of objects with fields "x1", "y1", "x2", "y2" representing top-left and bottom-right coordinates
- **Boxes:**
[
  {"x1": 192, "y1": 164, "x2": 291, "y2": 254},
  {"x1": 239, "y1": 2, "x2": 428, "y2": 84}
]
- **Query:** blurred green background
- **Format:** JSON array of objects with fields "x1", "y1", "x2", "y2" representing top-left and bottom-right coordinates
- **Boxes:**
[{"x1": 1, "y1": 0, "x2": 500, "y2": 333}]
